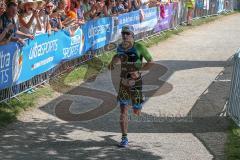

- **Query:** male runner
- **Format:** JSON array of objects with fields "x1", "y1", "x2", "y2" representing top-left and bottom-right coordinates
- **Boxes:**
[{"x1": 108, "y1": 25, "x2": 153, "y2": 147}]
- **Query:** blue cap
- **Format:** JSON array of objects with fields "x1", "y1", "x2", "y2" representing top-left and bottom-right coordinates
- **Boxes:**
[{"x1": 121, "y1": 25, "x2": 134, "y2": 35}]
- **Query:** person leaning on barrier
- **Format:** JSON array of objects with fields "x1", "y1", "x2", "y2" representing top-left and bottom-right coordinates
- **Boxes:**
[
  {"x1": 54, "y1": 0, "x2": 74, "y2": 28},
  {"x1": 0, "y1": 2, "x2": 26, "y2": 45}
]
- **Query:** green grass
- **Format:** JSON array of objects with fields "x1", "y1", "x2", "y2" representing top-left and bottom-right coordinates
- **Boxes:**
[
  {"x1": 64, "y1": 51, "x2": 115, "y2": 84},
  {"x1": 0, "y1": 52, "x2": 115, "y2": 127},
  {"x1": 0, "y1": 12, "x2": 236, "y2": 128},
  {"x1": 226, "y1": 120, "x2": 240, "y2": 160},
  {"x1": 0, "y1": 87, "x2": 53, "y2": 127}
]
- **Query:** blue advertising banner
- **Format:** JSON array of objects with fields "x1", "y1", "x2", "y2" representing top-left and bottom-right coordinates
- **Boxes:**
[
  {"x1": 111, "y1": 8, "x2": 158, "y2": 42},
  {"x1": 137, "y1": 8, "x2": 158, "y2": 33},
  {"x1": 0, "y1": 7, "x2": 162, "y2": 90},
  {"x1": 17, "y1": 28, "x2": 84, "y2": 84},
  {"x1": 111, "y1": 10, "x2": 140, "y2": 42},
  {"x1": 154, "y1": 4, "x2": 173, "y2": 32},
  {"x1": 82, "y1": 17, "x2": 113, "y2": 51},
  {"x1": 0, "y1": 42, "x2": 18, "y2": 90}
]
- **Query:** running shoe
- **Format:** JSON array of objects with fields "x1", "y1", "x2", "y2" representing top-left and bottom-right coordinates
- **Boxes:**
[{"x1": 118, "y1": 137, "x2": 128, "y2": 148}]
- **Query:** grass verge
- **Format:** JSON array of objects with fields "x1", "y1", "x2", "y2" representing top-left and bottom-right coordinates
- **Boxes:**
[
  {"x1": 0, "y1": 87, "x2": 53, "y2": 127},
  {"x1": 226, "y1": 120, "x2": 240, "y2": 160},
  {"x1": 0, "y1": 12, "x2": 236, "y2": 128}
]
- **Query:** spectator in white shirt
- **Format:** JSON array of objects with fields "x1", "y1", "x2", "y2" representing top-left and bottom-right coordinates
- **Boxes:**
[{"x1": 18, "y1": 0, "x2": 42, "y2": 35}]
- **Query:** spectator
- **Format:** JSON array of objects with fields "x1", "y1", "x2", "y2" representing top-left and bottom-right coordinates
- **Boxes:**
[
  {"x1": 9, "y1": 0, "x2": 35, "y2": 39},
  {"x1": 88, "y1": 0, "x2": 97, "y2": 19},
  {"x1": 122, "y1": 0, "x2": 129, "y2": 9},
  {"x1": 54, "y1": 0, "x2": 67, "y2": 20},
  {"x1": 44, "y1": 1, "x2": 63, "y2": 31},
  {"x1": 67, "y1": 0, "x2": 77, "y2": 19},
  {"x1": 75, "y1": 0, "x2": 85, "y2": 24},
  {"x1": 0, "y1": 0, "x2": 6, "y2": 16},
  {"x1": 140, "y1": 0, "x2": 149, "y2": 9},
  {"x1": 39, "y1": 1, "x2": 53, "y2": 34},
  {"x1": 0, "y1": 2, "x2": 25, "y2": 45},
  {"x1": 50, "y1": 12, "x2": 63, "y2": 31},
  {"x1": 82, "y1": 0, "x2": 91, "y2": 20},
  {"x1": 54, "y1": 0, "x2": 75, "y2": 27},
  {"x1": 128, "y1": 0, "x2": 141, "y2": 11},
  {"x1": 36, "y1": 0, "x2": 45, "y2": 10},
  {"x1": 186, "y1": 0, "x2": 195, "y2": 25},
  {"x1": 18, "y1": 0, "x2": 42, "y2": 35},
  {"x1": 104, "y1": 0, "x2": 113, "y2": 17},
  {"x1": 112, "y1": 0, "x2": 127, "y2": 15},
  {"x1": 195, "y1": 0, "x2": 203, "y2": 17},
  {"x1": 90, "y1": 0, "x2": 105, "y2": 19}
]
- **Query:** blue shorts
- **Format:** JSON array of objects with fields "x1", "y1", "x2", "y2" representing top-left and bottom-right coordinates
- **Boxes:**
[{"x1": 119, "y1": 99, "x2": 143, "y2": 110}]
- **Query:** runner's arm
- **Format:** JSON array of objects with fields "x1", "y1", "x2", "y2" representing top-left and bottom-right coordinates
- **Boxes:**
[
  {"x1": 137, "y1": 43, "x2": 154, "y2": 71},
  {"x1": 142, "y1": 59, "x2": 154, "y2": 71}
]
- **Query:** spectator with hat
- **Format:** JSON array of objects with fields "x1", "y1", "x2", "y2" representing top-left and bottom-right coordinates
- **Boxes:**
[{"x1": 18, "y1": 0, "x2": 42, "y2": 35}]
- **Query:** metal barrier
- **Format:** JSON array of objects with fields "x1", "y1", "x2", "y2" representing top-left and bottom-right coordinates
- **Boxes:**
[
  {"x1": 227, "y1": 50, "x2": 240, "y2": 127},
  {"x1": 0, "y1": 0, "x2": 234, "y2": 104}
]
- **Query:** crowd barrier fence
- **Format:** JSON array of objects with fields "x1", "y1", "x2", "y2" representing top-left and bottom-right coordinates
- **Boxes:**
[
  {"x1": 227, "y1": 50, "x2": 240, "y2": 127},
  {"x1": 0, "y1": 0, "x2": 234, "y2": 104}
]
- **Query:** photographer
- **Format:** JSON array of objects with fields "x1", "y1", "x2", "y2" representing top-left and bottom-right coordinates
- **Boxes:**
[{"x1": 18, "y1": 0, "x2": 42, "y2": 35}]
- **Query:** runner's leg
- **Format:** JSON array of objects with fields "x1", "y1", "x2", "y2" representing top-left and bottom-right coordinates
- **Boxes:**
[{"x1": 120, "y1": 106, "x2": 129, "y2": 136}]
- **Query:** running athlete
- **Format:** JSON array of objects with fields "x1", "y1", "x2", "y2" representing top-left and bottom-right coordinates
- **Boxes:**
[{"x1": 108, "y1": 25, "x2": 153, "y2": 147}]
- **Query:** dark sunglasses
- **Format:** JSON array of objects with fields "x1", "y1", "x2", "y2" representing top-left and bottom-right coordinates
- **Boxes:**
[
  {"x1": 121, "y1": 32, "x2": 131, "y2": 35},
  {"x1": 46, "y1": 5, "x2": 54, "y2": 8}
]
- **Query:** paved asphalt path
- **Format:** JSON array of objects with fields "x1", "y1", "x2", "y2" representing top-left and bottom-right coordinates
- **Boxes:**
[{"x1": 0, "y1": 13, "x2": 240, "y2": 160}]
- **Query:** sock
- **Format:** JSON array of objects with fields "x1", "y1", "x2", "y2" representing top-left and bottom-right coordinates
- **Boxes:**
[{"x1": 122, "y1": 133, "x2": 127, "y2": 138}]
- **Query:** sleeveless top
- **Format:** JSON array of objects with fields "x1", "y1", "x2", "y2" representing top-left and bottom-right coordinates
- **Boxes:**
[{"x1": 117, "y1": 43, "x2": 143, "y2": 79}]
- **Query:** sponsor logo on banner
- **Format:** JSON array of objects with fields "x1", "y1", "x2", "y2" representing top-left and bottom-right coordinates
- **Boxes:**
[
  {"x1": 12, "y1": 45, "x2": 23, "y2": 82},
  {"x1": 0, "y1": 51, "x2": 11, "y2": 85},
  {"x1": 0, "y1": 42, "x2": 17, "y2": 89},
  {"x1": 63, "y1": 29, "x2": 84, "y2": 59}
]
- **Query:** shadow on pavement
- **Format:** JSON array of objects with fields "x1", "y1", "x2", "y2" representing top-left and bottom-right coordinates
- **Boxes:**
[
  {"x1": 0, "y1": 59, "x2": 232, "y2": 159},
  {"x1": 0, "y1": 119, "x2": 162, "y2": 160}
]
